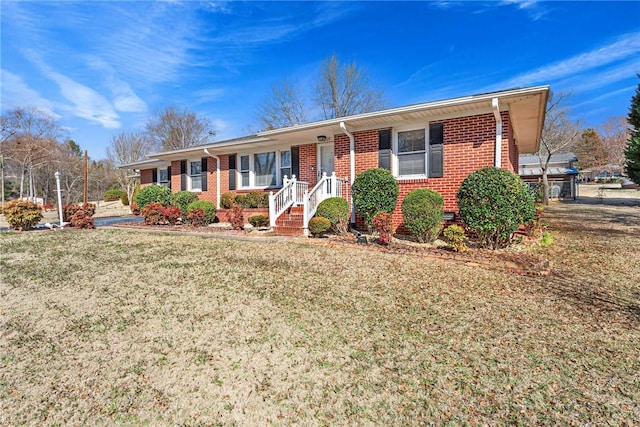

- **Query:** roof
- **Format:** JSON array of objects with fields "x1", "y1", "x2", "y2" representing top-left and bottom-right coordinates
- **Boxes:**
[
  {"x1": 519, "y1": 152, "x2": 578, "y2": 166},
  {"x1": 119, "y1": 85, "x2": 549, "y2": 168},
  {"x1": 519, "y1": 166, "x2": 579, "y2": 177}
]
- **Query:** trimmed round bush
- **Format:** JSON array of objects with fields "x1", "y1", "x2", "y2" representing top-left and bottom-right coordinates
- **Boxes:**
[
  {"x1": 351, "y1": 168, "x2": 399, "y2": 227},
  {"x1": 104, "y1": 189, "x2": 124, "y2": 202},
  {"x1": 135, "y1": 185, "x2": 171, "y2": 209},
  {"x1": 120, "y1": 191, "x2": 129, "y2": 206},
  {"x1": 187, "y1": 200, "x2": 216, "y2": 225},
  {"x1": 141, "y1": 202, "x2": 164, "y2": 225},
  {"x1": 401, "y1": 188, "x2": 444, "y2": 243},
  {"x1": 220, "y1": 192, "x2": 235, "y2": 209},
  {"x1": 170, "y1": 191, "x2": 199, "y2": 214},
  {"x1": 1, "y1": 200, "x2": 43, "y2": 231},
  {"x1": 248, "y1": 213, "x2": 269, "y2": 228},
  {"x1": 316, "y1": 197, "x2": 349, "y2": 234},
  {"x1": 457, "y1": 167, "x2": 535, "y2": 249},
  {"x1": 243, "y1": 191, "x2": 269, "y2": 208},
  {"x1": 309, "y1": 216, "x2": 331, "y2": 237}
]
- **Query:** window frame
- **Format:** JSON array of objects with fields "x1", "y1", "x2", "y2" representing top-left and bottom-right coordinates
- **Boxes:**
[
  {"x1": 394, "y1": 127, "x2": 428, "y2": 178},
  {"x1": 237, "y1": 148, "x2": 291, "y2": 189},
  {"x1": 158, "y1": 168, "x2": 170, "y2": 187},
  {"x1": 189, "y1": 160, "x2": 203, "y2": 192}
]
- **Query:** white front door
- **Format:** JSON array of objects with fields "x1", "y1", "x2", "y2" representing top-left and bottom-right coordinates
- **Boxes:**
[{"x1": 318, "y1": 143, "x2": 334, "y2": 178}]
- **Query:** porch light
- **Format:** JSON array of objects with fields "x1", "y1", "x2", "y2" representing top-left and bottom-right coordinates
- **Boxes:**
[{"x1": 316, "y1": 135, "x2": 327, "y2": 142}]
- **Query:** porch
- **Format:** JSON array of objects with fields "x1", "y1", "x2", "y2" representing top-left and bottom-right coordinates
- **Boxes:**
[{"x1": 268, "y1": 172, "x2": 348, "y2": 236}]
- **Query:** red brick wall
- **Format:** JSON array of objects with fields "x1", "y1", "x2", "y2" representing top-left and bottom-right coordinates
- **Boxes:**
[
  {"x1": 298, "y1": 143, "x2": 318, "y2": 186},
  {"x1": 170, "y1": 161, "x2": 181, "y2": 190},
  {"x1": 140, "y1": 169, "x2": 154, "y2": 187}
]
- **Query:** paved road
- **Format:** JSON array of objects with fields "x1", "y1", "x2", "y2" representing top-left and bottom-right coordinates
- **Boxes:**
[{"x1": 0, "y1": 215, "x2": 143, "y2": 232}]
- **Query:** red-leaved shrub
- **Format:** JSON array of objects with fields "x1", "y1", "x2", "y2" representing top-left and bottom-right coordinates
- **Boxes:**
[
  {"x1": 187, "y1": 208, "x2": 205, "y2": 227},
  {"x1": 373, "y1": 211, "x2": 394, "y2": 245},
  {"x1": 70, "y1": 210, "x2": 95, "y2": 229},
  {"x1": 161, "y1": 206, "x2": 182, "y2": 225},
  {"x1": 230, "y1": 205, "x2": 244, "y2": 230},
  {"x1": 141, "y1": 202, "x2": 164, "y2": 225},
  {"x1": 63, "y1": 203, "x2": 96, "y2": 222}
]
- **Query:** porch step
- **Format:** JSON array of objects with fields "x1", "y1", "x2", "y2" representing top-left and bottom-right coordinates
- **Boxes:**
[{"x1": 273, "y1": 225, "x2": 305, "y2": 236}]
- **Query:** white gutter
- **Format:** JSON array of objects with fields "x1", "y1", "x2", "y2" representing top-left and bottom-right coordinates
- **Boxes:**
[
  {"x1": 339, "y1": 121, "x2": 356, "y2": 224},
  {"x1": 203, "y1": 148, "x2": 221, "y2": 209},
  {"x1": 492, "y1": 97, "x2": 502, "y2": 168}
]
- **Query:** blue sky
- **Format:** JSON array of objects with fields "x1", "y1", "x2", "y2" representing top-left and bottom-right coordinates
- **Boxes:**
[{"x1": 1, "y1": 1, "x2": 639, "y2": 159}]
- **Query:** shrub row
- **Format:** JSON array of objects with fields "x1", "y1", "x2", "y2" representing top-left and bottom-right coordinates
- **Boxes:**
[{"x1": 220, "y1": 191, "x2": 269, "y2": 209}]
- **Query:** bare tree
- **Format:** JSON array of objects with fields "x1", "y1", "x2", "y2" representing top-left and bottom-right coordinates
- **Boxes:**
[
  {"x1": 1, "y1": 107, "x2": 63, "y2": 201},
  {"x1": 316, "y1": 54, "x2": 385, "y2": 120},
  {"x1": 107, "y1": 131, "x2": 153, "y2": 204},
  {"x1": 255, "y1": 54, "x2": 385, "y2": 130},
  {"x1": 536, "y1": 92, "x2": 582, "y2": 205},
  {"x1": 599, "y1": 116, "x2": 629, "y2": 167},
  {"x1": 257, "y1": 80, "x2": 308, "y2": 130},
  {"x1": 145, "y1": 105, "x2": 214, "y2": 151}
]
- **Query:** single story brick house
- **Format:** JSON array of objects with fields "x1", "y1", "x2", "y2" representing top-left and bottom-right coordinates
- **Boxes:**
[{"x1": 121, "y1": 86, "x2": 549, "y2": 235}]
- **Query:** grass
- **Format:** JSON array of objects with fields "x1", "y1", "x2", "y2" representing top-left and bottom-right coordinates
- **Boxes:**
[{"x1": 1, "y1": 202, "x2": 639, "y2": 425}]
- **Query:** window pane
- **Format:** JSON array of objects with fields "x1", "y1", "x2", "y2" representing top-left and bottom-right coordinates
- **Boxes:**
[
  {"x1": 398, "y1": 153, "x2": 426, "y2": 176},
  {"x1": 241, "y1": 171, "x2": 250, "y2": 187},
  {"x1": 191, "y1": 175, "x2": 202, "y2": 190},
  {"x1": 280, "y1": 150, "x2": 291, "y2": 167},
  {"x1": 398, "y1": 129, "x2": 425, "y2": 153},
  {"x1": 240, "y1": 155, "x2": 249, "y2": 171},
  {"x1": 159, "y1": 169, "x2": 168, "y2": 182},
  {"x1": 191, "y1": 162, "x2": 202, "y2": 175},
  {"x1": 254, "y1": 152, "x2": 276, "y2": 187},
  {"x1": 281, "y1": 167, "x2": 292, "y2": 179}
]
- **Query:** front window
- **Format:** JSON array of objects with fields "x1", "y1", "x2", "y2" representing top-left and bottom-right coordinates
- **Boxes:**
[
  {"x1": 159, "y1": 168, "x2": 170, "y2": 187},
  {"x1": 397, "y1": 129, "x2": 426, "y2": 176},
  {"x1": 190, "y1": 161, "x2": 202, "y2": 191},
  {"x1": 280, "y1": 150, "x2": 291, "y2": 179},
  {"x1": 254, "y1": 152, "x2": 276, "y2": 187},
  {"x1": 240, "y1": 155, "x2": 250, "y2": 187}
]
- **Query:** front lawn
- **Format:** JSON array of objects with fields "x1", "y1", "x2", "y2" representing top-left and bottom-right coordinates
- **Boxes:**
[{"x1": 1, "y1": 203, "x2": 638, "y2": 425}]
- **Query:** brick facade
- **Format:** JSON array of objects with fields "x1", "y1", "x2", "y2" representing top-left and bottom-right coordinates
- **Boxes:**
[{"x1": 137, "y1": 110, "x2": 518, "y2": 230}]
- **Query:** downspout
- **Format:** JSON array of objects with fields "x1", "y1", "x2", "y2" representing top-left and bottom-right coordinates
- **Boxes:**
[
  {"x1": 203, "y1": 148, "x2": 221, "y2": 209},
  {"x1": 339, "y1": 121, "x2": 356, "y2": 224},
  {"x1": 492, "y1": 97, "x2": 502, "y2": 168}
]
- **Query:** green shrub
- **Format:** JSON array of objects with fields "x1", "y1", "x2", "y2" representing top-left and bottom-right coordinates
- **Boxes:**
[
  {"x1": 230, "y1": 205, "x2": 244, "y2": 230},
  {"x1": 372, "y1": 211, "x2": 394, "y2": 245},
  {"x1": 1, "y1": 200, "x2": 43, "y2": 231},
  {"x1": 248, "y1": 213, "x2": 269, "y2": 228},
  {"x1": 351, "y1": 168, "x2": 399, "y2": 228},
  {"x1": 170, "y1": 191, "x2": 199, "y2": 214},
  {"x1": 243, "y1": 191, "x2": 269, "y2": 208},
  {"x1": 120, "y1": 191, "x2": 129, "y2": 206},
  {"x1": 141, "y1": 202, "x2": 164, "y2": 225},
  {"x1": 220, "y1": 192, "x2": 235, "y2": 209},
  {"x1": 186, "y1": 200, "x2": 216, "y2": 225},
  {"x1": 233, "y1": 194, "x2": 246, "y2": 207},
  {"x1": 104, "y1": 189, "x2": 124, "y2": 202},
  {"x1": 457, "y1": 167, "x2": 535, "y2": 249},
  {"x1": 401, "y1": 188, "x2": 444, "y2": 243},
  {"x1": 316, "y1": 197, "x2": 349, "y2": 234},
  {"x1": 309, "y1": 216, "x2": 331, "y2": 237},
  {"x1": 134, "y1": 185, "x2": 171, "y2": 209},
  {"x1": 443, "y1": 224, "x2": 467, "y2": 252}
]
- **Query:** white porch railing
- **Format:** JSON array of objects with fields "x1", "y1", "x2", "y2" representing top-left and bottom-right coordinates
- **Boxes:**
[
  {"x1": 303, "y1": 172, "x2": 347, "y2": 234},
  {"x1": 268, "y1": 175, "x2": 308, "y2": 227},
  {"x1": 269, "y1": 172, "x2": 347, "y2": 233}
]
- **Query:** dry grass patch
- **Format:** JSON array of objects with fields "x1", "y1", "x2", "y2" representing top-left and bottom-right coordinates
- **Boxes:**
[{"x1": 1, "y1": 202, "x2": 638, "y2": 425}]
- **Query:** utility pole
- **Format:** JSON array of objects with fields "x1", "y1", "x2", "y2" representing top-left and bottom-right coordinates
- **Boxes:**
[{"x1": 83, "y1": 149, "x2": 88, "y2": 204}]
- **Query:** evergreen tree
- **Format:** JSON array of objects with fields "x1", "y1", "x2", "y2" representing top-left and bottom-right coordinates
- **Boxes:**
[{"x1": 625, "y1": 75, "x2": 640, "y2": 184}]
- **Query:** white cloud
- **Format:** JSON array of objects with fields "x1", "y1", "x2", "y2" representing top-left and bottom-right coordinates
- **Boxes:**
[
  {"x1": 25, "y1": 51, "x2": 121, "y2": 129},
  {"x1": 86, "y1": 56, "x2": 147, "y2": 113},
  {"x1": 0, "y1": 69, "x2": 61, "y2": 119},
  {"x1": 498, "y1": 32, "x2": 640, "y2": 88}
]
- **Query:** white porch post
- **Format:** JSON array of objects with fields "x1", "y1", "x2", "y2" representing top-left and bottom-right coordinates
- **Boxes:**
[
  {"x1": 302, "y1": 189, "x2": 310, "y2": 236},
  {"x1": 330, "y1": 171, "x2": 337, "y2": 196},
  {"x1": 268, "y1": 191, "x2": 276, "y2": 227}
]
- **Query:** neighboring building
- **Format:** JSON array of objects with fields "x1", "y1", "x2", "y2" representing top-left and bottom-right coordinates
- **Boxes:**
[
  {"x1": 519, "y1": 152, "x2": 579, "y2": 200},
  {"x1": 121, "y1": 86, "x2": 549, "y2": 235}
]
